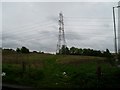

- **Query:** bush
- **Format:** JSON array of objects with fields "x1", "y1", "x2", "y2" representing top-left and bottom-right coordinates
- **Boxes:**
[{"x1": 16, "y1": 46, "x2": 29, "y2": 53}]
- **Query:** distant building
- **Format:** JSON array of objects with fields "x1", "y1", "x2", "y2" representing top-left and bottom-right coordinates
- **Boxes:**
[{"x1": 118, "y1": 1, "x2": 120, "y2": 53}]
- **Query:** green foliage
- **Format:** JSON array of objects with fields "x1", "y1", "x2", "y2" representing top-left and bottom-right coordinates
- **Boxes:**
[
  {"x1": 103, "y1": 49, "x2": 112, "y2": 57},
  {"x1": 21, "y1": 46, "x2": 29, "y2": 53},
  {"x1": 16, "y1": 46, "x2": 29, "y2": 53},
  {"x1": 2, "y1": 48, "x2": 15, "y2": 54},
  {"x1": 16, "y1": 48, "x2": 21, "y2": 53},
  {"x1": 59, "y1": 46, "x2": 112, "y2": 58},
  {"x1": 3, "y1": 52, "x2": 120, "y2": 88},
  {"x1": 3, "y1": 64, "x2": 45, "y2": 86}
]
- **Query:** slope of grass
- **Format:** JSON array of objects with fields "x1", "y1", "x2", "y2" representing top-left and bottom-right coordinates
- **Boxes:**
[{"x1": 2, "y1": 53, "x2": 120, "y2": 88}]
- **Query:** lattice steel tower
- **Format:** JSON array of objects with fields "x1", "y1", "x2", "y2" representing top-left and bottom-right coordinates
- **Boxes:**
[{"x1": 56, "y1": 12, "x2": 66, "y2": 54}]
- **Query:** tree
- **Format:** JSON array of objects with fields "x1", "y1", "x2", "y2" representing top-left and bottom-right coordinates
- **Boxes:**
[
  {"x1": 103, "y1": 49, "x2": 111, "y2": 57},
  {"x1": 83, "y1": 49, "x2": 88, "y2": 55},
  {"x1": 78, "y1": 48, "x2": 83, "y2": 55},
  {"x1": 16, "y1": 48, "x2": 21, "y2": 53},
  {"x1": 60, "y1": 45, "x2": 66, "y2": 54},
  {"x1": 65, "y1": 46, "x2": 70, "y2": 55},
  {"x1": 21, "y1": 46, "x2": 29, "y2": 53},
  {"x1": 106, "y1": 49, "x2": 110, "y2": 53},
  {"x1": 58, "y1": 45, "x2": 69, "y2": 55},
  {"x1": 70, "y1": 47, "x2": 76, "y2": 55},
  {"x1": 33, "y1": 51, "x2": 38, "y2": 53}
]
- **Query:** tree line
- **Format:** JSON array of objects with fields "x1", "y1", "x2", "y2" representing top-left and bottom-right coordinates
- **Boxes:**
[
  {"x1": 57, "y1": 45, "x2": 112, "y2": 57},
  {"x1": 2, "y1": 46, "x2": 114, "y2": 58},
  {"x1": 2, "y1": 46, "x2": 44, "y2": 54}
]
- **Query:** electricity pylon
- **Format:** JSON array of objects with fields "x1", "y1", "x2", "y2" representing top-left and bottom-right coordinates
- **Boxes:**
[{"x1": 56, "y1": 12, "x2": 66, "y2": 54}]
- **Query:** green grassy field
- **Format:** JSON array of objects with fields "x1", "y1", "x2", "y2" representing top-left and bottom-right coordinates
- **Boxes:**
[{"x1": 2, "y1": 52, "x2": 120, "y2": 88}]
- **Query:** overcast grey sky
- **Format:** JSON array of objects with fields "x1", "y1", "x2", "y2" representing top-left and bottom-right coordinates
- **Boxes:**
[{"x1": 2, "y1": 2, "x2": 119, "y2": 53}]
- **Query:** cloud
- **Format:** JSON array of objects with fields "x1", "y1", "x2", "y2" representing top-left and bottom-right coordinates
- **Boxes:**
[{"x1": 2, "y1": 2, "x2": 116, "y2": 52}]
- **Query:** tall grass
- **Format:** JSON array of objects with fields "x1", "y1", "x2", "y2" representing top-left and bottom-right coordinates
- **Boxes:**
[{"x1": 2, "y1": 53, "x2": 120, "y2": 88}]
